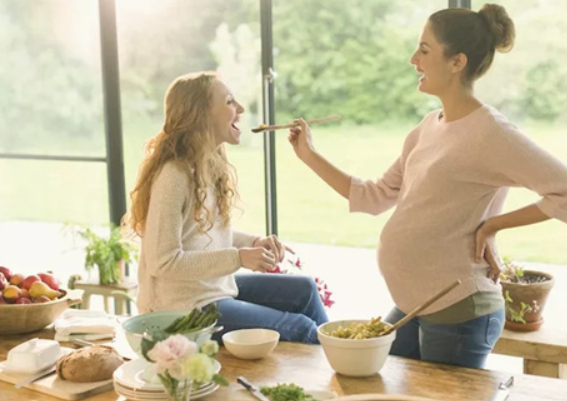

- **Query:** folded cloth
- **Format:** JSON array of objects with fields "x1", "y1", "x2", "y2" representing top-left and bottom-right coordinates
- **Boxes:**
[{"x1": 54, "y1": 309, "x2": 116, "y2": 342}]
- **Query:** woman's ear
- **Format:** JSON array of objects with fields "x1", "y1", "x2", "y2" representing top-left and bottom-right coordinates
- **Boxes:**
[{"x1": 451, "y1": 53, "x2": 468, "y2": 74}]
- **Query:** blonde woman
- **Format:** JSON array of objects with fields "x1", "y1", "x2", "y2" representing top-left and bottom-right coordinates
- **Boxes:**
[
  {"x1": 289, "y1": 4, "x2": 567, "y2": 367},
  {"x1": 127, "y1": 71, "x2": 328, "y2": 344}
]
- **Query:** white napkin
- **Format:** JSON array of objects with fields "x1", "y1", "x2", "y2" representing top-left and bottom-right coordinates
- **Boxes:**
[{"x1": 54, "y1": 309, "x2": 117, "y2": 342}]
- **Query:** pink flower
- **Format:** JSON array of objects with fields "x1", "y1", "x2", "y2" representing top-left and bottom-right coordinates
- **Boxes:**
[
  {"x1": 265, "y1": 255, "x2": 334, "y2": 308},
  {"x1": 147, "y1": 334, "x2": 198, "y2": 377},
  {"x1": 269, "y1": 265, "x2": 283, "y2": 274}
]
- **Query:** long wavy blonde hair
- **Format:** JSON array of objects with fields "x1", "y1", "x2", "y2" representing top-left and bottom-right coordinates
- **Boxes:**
[{"x1": 125, "y1": 71, "x2": 239, "y2": 237}]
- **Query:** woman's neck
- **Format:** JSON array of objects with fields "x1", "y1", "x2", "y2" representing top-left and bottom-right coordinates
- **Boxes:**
[{"x1": 439, "y1": 88, "x2": 483, "y2": 123}]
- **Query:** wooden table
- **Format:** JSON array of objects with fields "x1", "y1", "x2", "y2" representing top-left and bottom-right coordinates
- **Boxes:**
[
  {"x1": 494, "y1": 264, "x2": 567, "y2": 379},
  {"x1": 2, "y1": 330, "x2": 567, "y2": 401}
]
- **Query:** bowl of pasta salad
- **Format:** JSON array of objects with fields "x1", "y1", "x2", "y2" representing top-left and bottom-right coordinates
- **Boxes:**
[{"x1": 317, "y1": 317, "x2": 395, "y2": 377}]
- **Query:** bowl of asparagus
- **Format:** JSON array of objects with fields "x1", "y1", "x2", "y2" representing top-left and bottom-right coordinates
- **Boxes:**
[{"x1": 121, "y1": 304, "x2": 221, "y2": 358}]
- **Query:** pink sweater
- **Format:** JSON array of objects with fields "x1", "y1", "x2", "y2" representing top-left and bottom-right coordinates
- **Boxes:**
[{"x1": 349, "y1": 105, "x2": 567, "y2": 314}]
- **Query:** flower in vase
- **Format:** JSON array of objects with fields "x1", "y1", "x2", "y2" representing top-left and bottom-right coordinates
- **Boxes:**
[
  {"x1": 144, "y1": 333, "x2": 227, "y2": 399},
  {"x1": 183, "y1": 353, "x2": 215, "y2": 384},
  {"x1": 148, "y1": 334, "x2": 198, "y2": 379},
  {"x1": 200, "y1": 340, "x2": 219, "y2": 357}
]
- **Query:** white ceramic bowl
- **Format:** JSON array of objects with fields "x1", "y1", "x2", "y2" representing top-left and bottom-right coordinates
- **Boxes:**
[
  {"x1": 317, "y1": 320, "x2": 396, "y2": 377},
  {"x1": 222, "y1": 328, "x2": 280, "y2": 360}
]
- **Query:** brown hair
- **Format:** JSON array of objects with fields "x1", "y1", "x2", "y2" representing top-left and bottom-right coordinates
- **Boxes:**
[
  {"x1": 125, "y1": 71, "x2": 238, "y2": 237},
  {"x1": 429, "y1": 4, "x2": 515, "y2": 84}
]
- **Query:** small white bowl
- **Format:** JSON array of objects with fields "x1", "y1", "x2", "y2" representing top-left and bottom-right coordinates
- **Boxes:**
[
  {"x1": 317, "y1": 320, "x2": 396, "y2": 377},
  {"x1": 222, "y1": 328, "x2": 280, "y2": 360}
]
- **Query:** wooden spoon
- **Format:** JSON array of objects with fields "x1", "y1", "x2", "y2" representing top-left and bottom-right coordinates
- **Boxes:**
[
  {"x1": 251, "y1": 115, "x2": 341, "y2": 133},
  {"x1": 380, "y1": 279, "x2": 462, "y2": 336}
]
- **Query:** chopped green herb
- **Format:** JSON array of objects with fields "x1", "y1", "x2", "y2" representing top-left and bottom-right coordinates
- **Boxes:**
[{"x1": 260, "y1": 383, "x2": 319, "y2": 401}]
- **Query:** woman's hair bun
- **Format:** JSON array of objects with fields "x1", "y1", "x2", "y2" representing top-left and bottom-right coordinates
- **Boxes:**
[{"x1": 479, "y1": 3, "x2": 515, "y2": 53}]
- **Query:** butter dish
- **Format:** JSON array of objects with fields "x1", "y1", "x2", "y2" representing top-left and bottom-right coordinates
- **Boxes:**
[{"x1": 4, "y1": 338, "x2": 61, "y2": 374}]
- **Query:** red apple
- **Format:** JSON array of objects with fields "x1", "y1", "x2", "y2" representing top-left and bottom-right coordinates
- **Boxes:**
[
  {"x1": 0, "y1": 296, "x2": 6, "y2": 304},
  {"x1": 23, "y1": 274, "x2": 41, "y2": 290},
  {"x1": 37, "y1": 273, "x2": 60, "y2": 291},
  {"x1": 0, "y1": 272, "x2": 8, "y2": 291},
  {"x1": 0, "y1": 266, "x2": 12, "y2": 281},
  {"x1": 15, "y1": 297, "x2": 32, "y2": 304},
  {"x1": 9, "y1": 273, "x2": 25, "y2": 288}
]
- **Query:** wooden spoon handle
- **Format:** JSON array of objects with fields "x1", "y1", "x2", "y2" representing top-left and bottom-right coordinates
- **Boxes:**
[
  {"x1": 382, "y1": 279, "x2": 462, "y2": 335},
  {"x1": 251, "y1": 115, "x2": 341, "y2": 133}
]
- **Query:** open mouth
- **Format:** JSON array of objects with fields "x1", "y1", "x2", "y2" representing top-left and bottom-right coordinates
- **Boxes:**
[{"x1": 231, "y1": 123, "x2": 240, "y2": 132}]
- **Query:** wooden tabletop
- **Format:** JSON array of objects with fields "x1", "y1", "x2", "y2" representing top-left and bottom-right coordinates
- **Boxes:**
[{"x1": 2, "y1": 330, "x2": 567, "y2": 401}]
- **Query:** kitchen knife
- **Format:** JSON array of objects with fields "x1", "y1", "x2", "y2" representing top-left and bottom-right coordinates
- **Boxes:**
[
  {"x1": 237, "y1": 376, "x2": 271, "y2": 401},
  {"x1": 489, "y1": 376, "x2": 514, "y2": 401},
  {"x1": 15, "y1": 365, "x2": 57, "y2": 389}
]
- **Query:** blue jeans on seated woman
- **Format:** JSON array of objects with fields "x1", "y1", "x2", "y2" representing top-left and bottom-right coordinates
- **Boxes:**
[
  {"x1": 210, "y1": 274, "x2": 328, "y2": 344},
  {"x1": 385, "y1": 306, "x2": 505, "y2": 369}
]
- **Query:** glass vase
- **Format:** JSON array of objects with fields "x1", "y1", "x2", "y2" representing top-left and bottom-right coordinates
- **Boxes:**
[{"x1": 168, "y1": 380, "x2": 192, "y2": 401}]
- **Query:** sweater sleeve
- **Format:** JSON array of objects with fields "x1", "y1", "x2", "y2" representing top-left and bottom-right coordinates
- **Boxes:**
[
  {"x1": 486, "y1": 122, "x2": 567, "y2": 223},
  {"x1": 348, "y1": 157, "x2": 403, "y2": 215},
  {"x1": 232, "y1": 230, "x2": 260, "y2": 248},
  {"x1": 143, "y1": 163, "x2": 241, "y2": 280},
  {"x1": 348, "y1": 125, "x2": 423, "y2": 215}
]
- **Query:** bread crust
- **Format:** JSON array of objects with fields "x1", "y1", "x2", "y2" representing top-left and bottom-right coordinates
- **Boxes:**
[{"x1": 56, "y1": 345, "x2": 124, "y2": 382}]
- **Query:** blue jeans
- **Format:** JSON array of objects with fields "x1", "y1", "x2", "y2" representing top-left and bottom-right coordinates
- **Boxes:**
[
  {"x1": 385, "y1": 306, "x2": 504, "y2": 369},
  {"x1": 210, "y1": 274, "x2": 329, "y2": 344}
]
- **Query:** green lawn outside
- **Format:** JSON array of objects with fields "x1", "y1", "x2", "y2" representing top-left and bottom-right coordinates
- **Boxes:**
[{"x1": 1, "y1": 119, "x2": 566, "y2": 264}]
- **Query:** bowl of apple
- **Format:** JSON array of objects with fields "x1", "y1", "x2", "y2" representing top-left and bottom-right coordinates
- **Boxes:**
[{"x1": 0, "y1": 266, "x2": 83, "y2": 335}]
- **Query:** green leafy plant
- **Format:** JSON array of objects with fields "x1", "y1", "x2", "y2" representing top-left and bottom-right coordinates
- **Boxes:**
[
  {"x1": 79, "y1": 225, "x2": 138, "y2": 285},
  {"x1": 500, "y1": 257, "x2": 525, "y2": 283},
  {"x1": 504, "y1": 290, "x2": 540, "y2": 324}
]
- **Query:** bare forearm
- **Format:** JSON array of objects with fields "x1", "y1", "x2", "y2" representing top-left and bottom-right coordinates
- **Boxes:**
[
  {"x1": 485, "y1": 204, "x2": 551, "y2": 232},
  {"x1": 302, "y1": 151, "x2": 351, "y2": 199}
]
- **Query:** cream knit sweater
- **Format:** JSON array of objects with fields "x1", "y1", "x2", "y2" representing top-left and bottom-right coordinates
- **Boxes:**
[
  {"x1": 137, "y1": 162, "x2": 259, "y2": 313},
  {"x1": 350, "y1": 105, "x2": 567, "y2": 315}
]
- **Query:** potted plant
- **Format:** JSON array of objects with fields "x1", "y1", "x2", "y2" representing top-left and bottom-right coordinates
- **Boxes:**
[
  {"x1": 79, "y1": 225, "x2": 138, "y2": 285},
  {"x1": 500, "y1": 257, "x2": 554, "y2": 332}
]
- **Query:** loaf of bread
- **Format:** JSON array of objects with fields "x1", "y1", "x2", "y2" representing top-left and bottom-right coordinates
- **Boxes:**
[{"x1": 56, "y1": 345, "x2": 124, "y2": 382}]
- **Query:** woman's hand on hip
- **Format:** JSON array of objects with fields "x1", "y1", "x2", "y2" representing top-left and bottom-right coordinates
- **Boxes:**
[
  {"x1": 239, "y1": 247, "x2": 277, "y2": 273},
  {"x1": 475, "y1": 220, "x2": 502, "y2": 283},
  {"x1": 288, "y1": 118, "x2": 316, "y2": 161},
  {"x1": 253, "y1": 235, "x2": 294, "y2": 263}
]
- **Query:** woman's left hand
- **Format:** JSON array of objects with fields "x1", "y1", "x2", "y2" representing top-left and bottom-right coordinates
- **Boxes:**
[
  {"x1": 253, "y1": 235, "x2": 294, "y2": 263},
  {"x1": 475, "y1": 220, "x2": 501, "y2": 283}
]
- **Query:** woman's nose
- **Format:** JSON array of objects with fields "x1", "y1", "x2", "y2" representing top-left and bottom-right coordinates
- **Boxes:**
[
  {"x1": 409, "y1": 52, "x2": 418, "y2": 66},
  {"x1": 236, "y1": 101, "x2": 245, "y2": 113}
]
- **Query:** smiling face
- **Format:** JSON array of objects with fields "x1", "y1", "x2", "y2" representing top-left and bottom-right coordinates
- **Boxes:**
[
  {"x1": 409, "y1": 22, "x2": 459, "y2": 97},
  {"x1": 209, "y1": 79, "x2": 245, "y2": 146}
]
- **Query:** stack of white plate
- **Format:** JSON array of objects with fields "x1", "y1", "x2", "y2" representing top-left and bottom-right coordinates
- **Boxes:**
[{"x1": 113, "y1": 358, "x2": 221, "y2": 400}]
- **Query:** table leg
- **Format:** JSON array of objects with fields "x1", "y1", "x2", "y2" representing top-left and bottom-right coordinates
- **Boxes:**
[
  {"x1": 81, "y1": 293, "x2": 90, "y2": 310},
  {"x1": 115, "y1": 298, "x2": 125, "y2": 315},
  {"x1": 524, "y1": 360, "x2": 567, "y2": 379},
  {"x1": 103, "y1": 296, "x2": 112, "y2": 314}
]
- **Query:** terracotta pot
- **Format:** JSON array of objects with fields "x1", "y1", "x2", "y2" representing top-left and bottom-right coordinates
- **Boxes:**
[
  {"x1": 504, "y1": 318, "x2": 544, "y2": 332},
  {"x1": 501, "y1": 270, "x2": 554, "y2": 331}
]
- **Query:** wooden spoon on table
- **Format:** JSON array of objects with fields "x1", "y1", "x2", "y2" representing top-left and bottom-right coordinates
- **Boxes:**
[{"x1": 380, "y1": 279, "x2": 462, "y2": 336}]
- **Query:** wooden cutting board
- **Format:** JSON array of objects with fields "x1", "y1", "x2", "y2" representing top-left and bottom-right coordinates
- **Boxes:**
[{"x1": 0, "y1": 349, "x2": 114, "y2": 400}]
